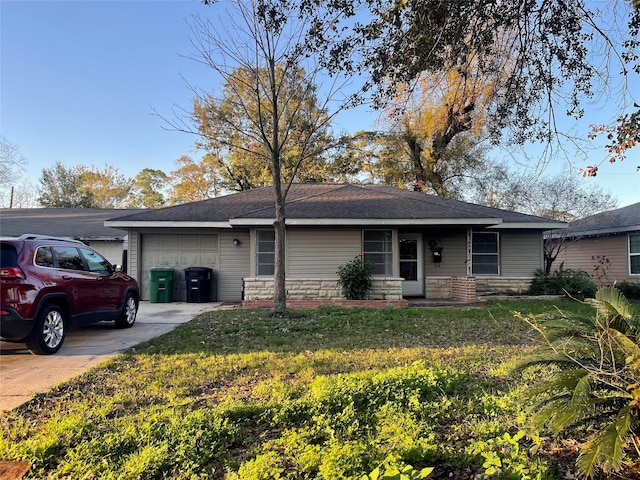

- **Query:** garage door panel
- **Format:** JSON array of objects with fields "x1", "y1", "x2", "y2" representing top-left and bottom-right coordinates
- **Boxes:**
[
  {"x1": 201, "y1": 238, "x2": 217, "y2": 250},
  {"x1": 199, "y1": 252, "x2": 217, "y2": 264},
  {"x1": 144, "y1": 236, "x2": 165, "y2": 248},
  {"x1": 182, "y1": 236, "x2": 202, "y2": 249},
  {"x1": 181, "y1": 252, "x2": 201, "y2": 265},
  {"x1": 141, "y1": 234, "x2": 218, "y2": 301},
  {"x1": 167, "y1": 236, "x2": 184, "y2": 248},
  {"x1": 165, "y1": 252, "x2": 180, "y2": 264}
]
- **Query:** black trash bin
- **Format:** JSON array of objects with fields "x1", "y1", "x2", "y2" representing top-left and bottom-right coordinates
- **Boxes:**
[{"x1": 184, "y1": 267, "x2": 215, "y2": 303}]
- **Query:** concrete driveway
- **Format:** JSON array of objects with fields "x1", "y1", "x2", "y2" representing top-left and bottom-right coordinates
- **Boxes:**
[{"x1": 0, "y1": 301, "x2": 231, "y2": 412}]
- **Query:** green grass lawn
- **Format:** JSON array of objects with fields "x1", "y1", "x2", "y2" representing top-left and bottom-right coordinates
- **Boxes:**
[{"x1": 0, "y1": 300, "x2": 605, "y2": 479}]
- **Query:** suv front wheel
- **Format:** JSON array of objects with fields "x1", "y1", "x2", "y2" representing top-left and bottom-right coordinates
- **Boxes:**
[
  {"x1": 26, "y1": 304, "x2": 66, "y2": 355},
  {"x1": 115, "y1": 293, "x2": 137, "y2": 329}
]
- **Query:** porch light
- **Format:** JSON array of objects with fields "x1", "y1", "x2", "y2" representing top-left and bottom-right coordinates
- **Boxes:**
[{"x1": 233, "y1": 238, "x2": 241, "y2": 246}]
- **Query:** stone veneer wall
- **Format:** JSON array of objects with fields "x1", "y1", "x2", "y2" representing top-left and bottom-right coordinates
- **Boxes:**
[
  {"x1": 425, "y1": 277, "x2": 453, "y2": 299},
  {"x1": 475, "y1": 277, "x2": 532, "y2": 296},
  {"x1": 425, "y1": 276, "x2": 477, "y2": 301},
  {"x1": 243, "y1": 277, "x2": 404, "y2": 301}
]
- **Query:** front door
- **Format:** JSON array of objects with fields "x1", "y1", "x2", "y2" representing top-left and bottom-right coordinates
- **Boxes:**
[{"x1": 399, "y1": 233, "x2": 424, "y2": 296}]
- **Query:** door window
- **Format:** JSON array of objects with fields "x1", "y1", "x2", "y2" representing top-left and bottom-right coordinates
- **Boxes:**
[
  {"x1": 399, "y1": 238, "x2": 418, "y2": 280},
  {"x1": 35, "y1": 247, "x2": 54, "y2": 268},
  {"x1": 52, "y1": 247, "x2": 85, "y2": 271}
]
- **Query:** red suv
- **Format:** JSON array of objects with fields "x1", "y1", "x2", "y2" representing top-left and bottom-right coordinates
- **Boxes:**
[{"x1": 0, "y1": 235, "x2": 139, "y2": 354}]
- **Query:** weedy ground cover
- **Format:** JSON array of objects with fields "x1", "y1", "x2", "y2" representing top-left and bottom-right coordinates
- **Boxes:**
[{"x1": 0, "y1": 300, "x2": 618, "y2": 479}]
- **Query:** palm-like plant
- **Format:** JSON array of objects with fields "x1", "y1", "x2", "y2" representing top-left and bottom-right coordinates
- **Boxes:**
[{"x1": 517, "y1": 288, "x2": 640, "y2": 477}]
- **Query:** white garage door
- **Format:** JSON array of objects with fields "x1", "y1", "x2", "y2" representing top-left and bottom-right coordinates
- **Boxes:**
[{"x1": 141, "y1": 234, "x2": 218, "y2": 301}]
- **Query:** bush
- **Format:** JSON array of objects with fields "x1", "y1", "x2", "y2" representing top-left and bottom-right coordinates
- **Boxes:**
[
  {"x1": 517, "y1": 288, "x2": 640, "y2": 478},
  {"x1": 618, "y1": 281, "x2": 640, "y2": 299},
  {"x1": 528, "y1": 264, "x2": 596, "y2": 299},
  {"x1": 337, "y1": 255, "x2": 373, "y2": 300}
]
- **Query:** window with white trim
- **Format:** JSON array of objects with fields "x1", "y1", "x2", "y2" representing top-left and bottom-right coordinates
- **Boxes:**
[
  {"x1": 256, "y1": 229, "x2": 275, "y2": 276},
  {"x1": 472, "y1": 231, "x2": 499, "y2": 275},
  {"x1": 363, "y1": 229, "x2": 393, "y2": 276},
  {"x1": 630, "y1": 234, "x2": 640, "y2": 275}
]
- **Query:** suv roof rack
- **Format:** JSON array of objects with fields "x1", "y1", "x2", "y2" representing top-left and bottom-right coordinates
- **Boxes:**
[{"x1": 18, "y1": 234, "x2": 85, "y2": 244}]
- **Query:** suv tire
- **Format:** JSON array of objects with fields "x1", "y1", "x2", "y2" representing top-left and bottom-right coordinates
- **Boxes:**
[
  {"x1": 26, "y1": 304, "x2": 66, "y2": 355},
  {"x1": 115, "y1": 293, "x2": 137, "y2": 329}
]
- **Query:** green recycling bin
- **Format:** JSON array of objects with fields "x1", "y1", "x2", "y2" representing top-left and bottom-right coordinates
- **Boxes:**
[{"x1": 149, "y1": 267, "x2": 174, "y2": 303}]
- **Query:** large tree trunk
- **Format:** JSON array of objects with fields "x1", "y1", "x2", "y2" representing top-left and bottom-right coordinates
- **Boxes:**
[
  {"x1": 270, "y1": 55, "x2": 287, "y2": 315},
  {"x1": 272, "y1": 181, "x2": 287, "y2": 315},
  {"x1": 406, "y1": 131, "x2": 448, "y2": 196},
  {"x1": 406, "y1": 133, "x2": 427, "y2": 193}
]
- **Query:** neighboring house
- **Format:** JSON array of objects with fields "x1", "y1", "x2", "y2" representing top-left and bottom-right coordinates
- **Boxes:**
[
  {"x1": 0, "y1": 208, "x2": 140, "y2": 268},
  {"x1": 105, "y1": 184, "x2": 565, "y2": 303},
  {"x1": 556, "y1": 202, "x2": 640, "y2": 286}
]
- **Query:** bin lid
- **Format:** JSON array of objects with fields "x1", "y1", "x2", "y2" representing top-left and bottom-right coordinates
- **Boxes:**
[
  {"x1": 184, "y1": 266, "x2": 213, "y2": 272},
  {"x1": 150, "y1": 267, "x2": 175, "y2": 272}
]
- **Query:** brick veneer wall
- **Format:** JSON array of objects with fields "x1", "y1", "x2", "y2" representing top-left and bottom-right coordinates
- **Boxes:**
[
  {"x1": 451, "y1": 276, "x2": 477, "y2": 302},
  {"x1": 243, "y1": 277, "x2": 404, "y2": 301}
]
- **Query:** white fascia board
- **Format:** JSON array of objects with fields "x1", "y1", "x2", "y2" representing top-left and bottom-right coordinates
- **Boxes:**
[
  {"x1": 104, "y1": 221, "x2": 232, "y2": 228},
  {"x1": 228, "y1": 218, "x2": 504, "y2": 226},
  {"x1": 566, "y1": 225, "x2": 640, "y2": 237},
  {"x1": 79, "y1": 236, "x2": 126, "y2": 241},
  {"x1": 487, "y1": 222, "x2": 568, "y2": 230}
]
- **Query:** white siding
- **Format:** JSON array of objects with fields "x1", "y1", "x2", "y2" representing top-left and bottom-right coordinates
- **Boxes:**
[
  {"x1": 421, "y1": 229, "x2": 543, "y2": 279},
  {"x1": 128, "y1": 229, "x2": 139, "y2": 281},
  {"x1": 219, "y1": 231, "x2": 250, "y2": 301},
  {"x1": 423, "y1": 229, "x2": 468, "y2": 277},
  {"x1": 287, "y1": 228, "x2": 362, "y2": 277},
  {"x1": 500, "y1": 231, "x2": 543, "y2": 276}
]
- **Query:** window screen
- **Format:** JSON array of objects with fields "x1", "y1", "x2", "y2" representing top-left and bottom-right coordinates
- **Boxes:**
[
  {"x1": 256, "y1": 230, "x2": 275, "y2": 276},
  {"x1": 363, "y1": 230, "x2": 393, "y2": 276},
  {"x1": 472, "y1": 231, "x2": 499, "y2": 275},
  {"x1": 630, "y1": 234, "x2": 640, "y2": 275}
]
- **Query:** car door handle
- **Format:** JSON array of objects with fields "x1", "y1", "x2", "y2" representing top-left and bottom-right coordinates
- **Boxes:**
[
  {"x1": 96, "y1": 277, "x2": 104, "y2": 281},
  {"x1": 62, "y1": 275, "x2": 72, "y2": 280}
]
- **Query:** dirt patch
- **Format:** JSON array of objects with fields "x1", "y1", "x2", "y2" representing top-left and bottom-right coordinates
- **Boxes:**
[{"x1": 0, "y1": 461, "x2": 30, "y2": 480}]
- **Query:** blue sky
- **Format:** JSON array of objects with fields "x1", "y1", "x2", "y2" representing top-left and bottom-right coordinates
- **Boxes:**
[{"x1": 1, "y1": 0, "x2": 638, "y2": 207}]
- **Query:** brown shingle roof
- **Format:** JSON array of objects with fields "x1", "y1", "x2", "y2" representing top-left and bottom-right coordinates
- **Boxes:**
[
  {"x1": 564, "y1": 202, "x2": 640, "y2": 236},
  {"x1": 0, "y1": 208, "x2": 141, "y2": 240},
  {"x1": 106, "y1": 184, "x2": 563, "y2": 228}
]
